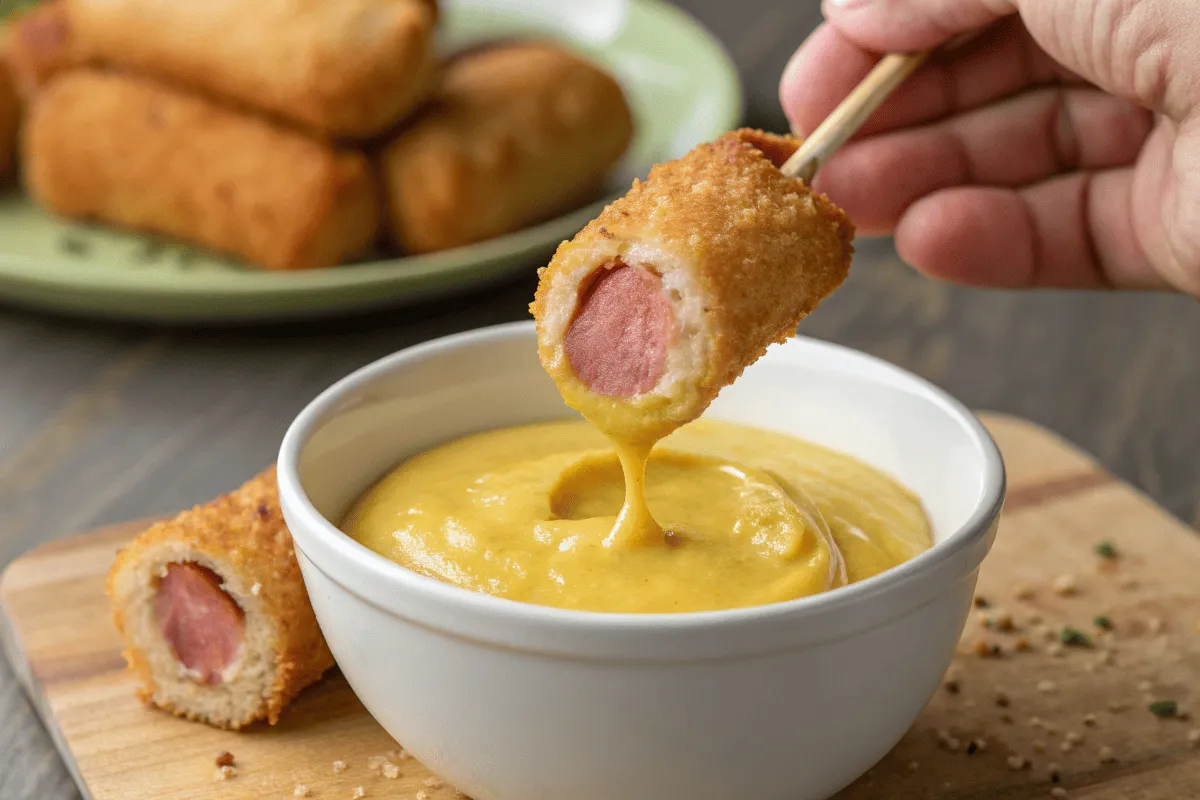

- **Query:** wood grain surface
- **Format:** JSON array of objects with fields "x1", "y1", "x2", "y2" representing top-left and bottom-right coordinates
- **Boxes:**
[
  {"x1": 3, "y1": 415, "x2": 1199, "y2": 800},
  {"x1": 1, "y1": 1, "x2": 1199, "y2": 798}
]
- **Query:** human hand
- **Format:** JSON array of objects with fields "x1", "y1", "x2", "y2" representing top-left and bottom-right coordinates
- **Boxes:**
[{"x1": 780, "y1": 0, "x2": 1200, "y2": 297}]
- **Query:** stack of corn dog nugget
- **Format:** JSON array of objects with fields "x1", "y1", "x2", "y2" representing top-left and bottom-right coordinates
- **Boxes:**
[{"x1": 0, "y1": 0, "x2": 635, "y2": 269}]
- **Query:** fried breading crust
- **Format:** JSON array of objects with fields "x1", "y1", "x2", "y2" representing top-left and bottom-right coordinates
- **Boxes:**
[
  {"x1": 381, "y1": 40, "x2": 633, "y2": 254},
  {"x1": 0, "y1": 58, "x2": 16, "y2": 178},
  {"x1": 22, "y1": 69, "x2": 381, "y2": 270},
  {"x1": 1, "y1": 1, "x2": 80, "y2": 102},
  {"x1": 66, "y1": 0, "x2": 438, "y2": 137},
  {"x1": 107, "y1": 467, "x2": 334, "y2": 730},
  {"x1": 531, "y1": 129, "x2": 855, "y2": 441}
]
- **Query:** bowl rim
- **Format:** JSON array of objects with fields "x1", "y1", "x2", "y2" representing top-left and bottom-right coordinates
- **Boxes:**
[{"x1": 278, "y1": 320, "x2": 1006, "y2": 635}]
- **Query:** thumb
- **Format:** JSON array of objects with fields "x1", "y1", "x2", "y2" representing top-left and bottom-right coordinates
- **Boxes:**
[{"x1": 823, "y1": 0, "x2": 1199, "y2": 120}]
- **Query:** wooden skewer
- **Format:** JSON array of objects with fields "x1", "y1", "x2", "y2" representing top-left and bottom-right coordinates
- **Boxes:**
[{"x1": 780, "y1": 50, "x2": 930, "y2": 183}]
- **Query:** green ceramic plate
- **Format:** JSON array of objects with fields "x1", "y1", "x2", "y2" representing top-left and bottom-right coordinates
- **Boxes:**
[{"x1": 0, "y1": 0, "x2": 741, "y2": 322}]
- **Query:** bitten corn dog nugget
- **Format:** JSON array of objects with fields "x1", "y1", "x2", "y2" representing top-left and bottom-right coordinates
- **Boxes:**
[
  {"x1": 381, "y1": 40, "x2": 633, "y2": 254},
  {"x1": 532, "y1": 129, "x2": 854, "y2": 442},
  {"x1": 1, "y1": 0, "x2": 80, "y2": 102},
  {"x1": 67, "y1": 0, "x2": 438, "y2": 137},
  {"x1": 108, "y1": 467, "x2": 334, "y2": 730},
  {"x1": 22, "y1": 70, "x2": 381, "y2": 271}
]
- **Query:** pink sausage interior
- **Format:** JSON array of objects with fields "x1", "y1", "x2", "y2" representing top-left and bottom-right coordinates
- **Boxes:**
[
  {"x1": 156, "y1": 563, "x2": 245, "y2": 685},
  {"x1": 564, "y1": 262, "x2": 673, "y2": 397}
]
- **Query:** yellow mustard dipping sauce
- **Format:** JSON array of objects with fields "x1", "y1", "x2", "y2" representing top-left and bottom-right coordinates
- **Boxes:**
[{"x1": 343, "y1": 419, "x2": 931, "y2": 613}]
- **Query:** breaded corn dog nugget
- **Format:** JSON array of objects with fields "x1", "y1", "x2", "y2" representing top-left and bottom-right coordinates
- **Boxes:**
[
  {"x1": 23, "y1": 70, "x2": 381, "y2": 271},
  {"x1": 0, "y1": 59, "x2": 16, "y2": 177},
  {"x1": 532, "y1": 129, "x2": 854, "y2": 442},
  {"x1": 1, "y1": 1, "x2": 80, "y2": 102},
  {"x1": 67, "y1": 0, "x2": 438, "y2": 137},
  {"x1": 381, "y1": 40, "x2": 633, "y2": 254},
  {"x1": 108, "y1": 467, "x2": 334, "y2": 730}
]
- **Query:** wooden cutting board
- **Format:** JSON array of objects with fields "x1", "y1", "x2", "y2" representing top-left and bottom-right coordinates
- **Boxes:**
[{"x1": 2, "y1": 414, "x2": 1199, "y2": 800}]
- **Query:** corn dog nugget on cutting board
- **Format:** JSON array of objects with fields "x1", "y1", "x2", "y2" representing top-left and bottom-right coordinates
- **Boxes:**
[
  {"x1": 21, "y1": 70, "x2": 382, "y2": 271},
  {"x1": 3, "y1": 416, "x2": 1199, "y2": 800},
  {"x1": 66, "y1": 0, "x2": 439, "y2": 137}
]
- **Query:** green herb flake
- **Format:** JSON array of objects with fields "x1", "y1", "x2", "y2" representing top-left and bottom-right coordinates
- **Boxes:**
[
  {"x1": 1095, "y1": 541, "x2": 1119, "y2": 559},
  {"x1": 1094, "y1": 615, "x2": 1114, "y2": 631},
  {"x1": 1149, "y1": 700, "x2": 1178, "y2": 718},
  {"x1": 1060, "y1": 627, "x2": 1093, "y2": 648}
]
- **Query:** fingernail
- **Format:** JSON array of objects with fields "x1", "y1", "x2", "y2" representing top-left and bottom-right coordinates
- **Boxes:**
[{"x1": 825, "y1": 0, "x2": 871, "y2": 8}]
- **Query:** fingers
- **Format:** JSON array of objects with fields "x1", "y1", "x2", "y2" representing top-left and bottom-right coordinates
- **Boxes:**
[
  {"x1": 820, "y1": 0, "x2": 1015, "y2": 53},
  {"x1": 782, "y1": 17, "x2": 1081, "y2": 139},
  {"x1": 824, "y1": 0, "x2": 1200, "y2": 120},
  {"x1": 893, "y1": 170, "x2": 1169, "y2": 290},
  {"x1": 811, "y1": 86, "x2": 1153, "y2": 234}
]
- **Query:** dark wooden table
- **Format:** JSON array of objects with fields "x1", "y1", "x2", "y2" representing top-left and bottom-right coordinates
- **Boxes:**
[{"x1": 2, "y1": 2, "x2": 1198, "y2": 797}]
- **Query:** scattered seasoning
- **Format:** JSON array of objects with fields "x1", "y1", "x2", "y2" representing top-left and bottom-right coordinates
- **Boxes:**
[
  {"x1": 1015, "y1": 584, "x2": 1036, "y2": 601},
  {"x1": 1094, "y1": 541, "x2": 1119, "y2": 559},
  {"x1": 215, "y1": 752, "x2": 235, "y2": 768},
  {"x1": 1083, "y1": 713, "x2": 1098, "y2": 727},
  {"x1": 1137, "y1": 680, "x2": 1154, "y2": 692},
  {"x1": 994, "y1": 612, "x2": 1015, "y2": 632},
  {"x1": 215, "y1": 765, "x2": 236, "y2": 781},
  {"x1": 1030, "y1": 716, "x2": 1045, "y2": 728},
  {"x1": 294, "y1": 786, "x2": 311, "y2": 798},
  {"x1": 1187, "y1": 729, "x2": 1200, "y2": 745},
  {"x1": 1149, "y1": 700, "x2": 1179, "y2": 718},
  {"x1": 351, "y1": 788, "x2": 366, "y2": 799},
  {"x1": 944, "y1": 679, "x2": 961, "y2": 695},
  {"x1": 383, "y1": 763, "x2": 401, "y2": 779},
  {"x1": 1014, "y1": 637, "x2": 1032, "y2": 652},
  {"x1": 1060, "y1": 740, "x2": 1075, "y2": 753},
  {"x1": 1053, "y1": 574, "x2": 1078, "y2": 595},
  {"x1": 1093, "y1": 616, "x2": 1114, "y2": 631},
  {"x1": 333, "y1": 760, "x2": 348, "y2": 773},
  {"x1": 1065, "y1": 731, "x2": 1083, "y2": 744},
  {"x1": 974, "y1": 596, "x2": 990, "y2": 608},
  {"x1": 1051, "y1": 788, "x2": 1068, "y2": 798},
  {"x1": 995, "y1": 690, "x2": 1011, "y2": 708},
  {"x1": 974, "y1": 640, "x2": 1003, "y2": 658},
  {"x1": 1060, "y1": 627, "x2": 1093, "y2": 647},
  {"x1": 415, "y1": 792, "x2": 429, "y2": 800},
  {"x1": 1048, "y1": 763, "x2": 1062, "y2": 782},
  {"x1": 1032, "y1": 740, "x2": 1047, "y2": 753},
  {"x1": 966, "y1": 740, "x2": 979, "y2": 755},
  {"x1": 1007, "y1": 756, "x2": 1029, "y2": 770},
  {"x1": 1098, "y1": 746, "x2": 1117, "y2": 764},
  {"x1": 423, "y1": 777, "x2": 445, "y2": 789},
  {"x1": 60, "y1": 235, "x2": 90, "y2": 256},
  {"x1": 1107, "y1": 701, "x2": 1129, "y2": 713},
  {"x1": 1038, "y1": 680, "x2": 1058, "y2": 694}
]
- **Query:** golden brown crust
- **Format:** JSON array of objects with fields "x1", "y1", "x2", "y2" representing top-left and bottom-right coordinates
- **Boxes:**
[
  {"x1": 1, "y1": 1, "x2": 81, "y2": 103},
  {"x1": 108, "y1": 466, "x2": 334, "y2": 730},
  {"x1": 21, "y1": 69, "x2": 380, "y2": 271},
  {"x1": 66, "y1": 0, "x2": 437, "y2": 137},
  {"x1": 0, "y1": 58, "x2": 16, "y2": 178},
  {"x1": 380, "y1": 40, "x2": 633, "y2": 253},
  {"x1": 532, "y1": 128, "x2": 854, "y2": 441}
]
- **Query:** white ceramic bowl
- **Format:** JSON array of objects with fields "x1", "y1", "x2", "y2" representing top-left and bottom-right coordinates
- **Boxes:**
[{"x1": 278, "y1": 321, "x2": 1005, "y2": 800}]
